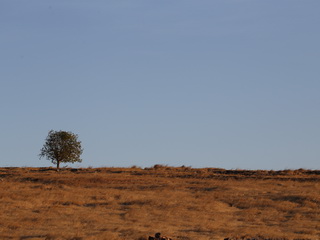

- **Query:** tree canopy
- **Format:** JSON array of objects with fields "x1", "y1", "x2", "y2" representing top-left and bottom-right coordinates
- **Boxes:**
[{"x1": 39, "y1": 130, "x2": 83, "y2": 170}]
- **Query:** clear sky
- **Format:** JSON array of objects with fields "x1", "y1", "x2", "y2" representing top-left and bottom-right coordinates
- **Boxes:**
[{"x1": 1, "y1": 0, "x2": 320, "y2": 169}]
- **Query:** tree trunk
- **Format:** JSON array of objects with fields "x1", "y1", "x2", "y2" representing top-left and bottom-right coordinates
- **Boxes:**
[{"x1": 57, "y1": 161, "x2": 60, "y2": 171}]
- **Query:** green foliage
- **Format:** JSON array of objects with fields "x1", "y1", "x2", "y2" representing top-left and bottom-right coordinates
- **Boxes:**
[{"x1": 39, "y1": 130, "x2": 83, "y2": 169}]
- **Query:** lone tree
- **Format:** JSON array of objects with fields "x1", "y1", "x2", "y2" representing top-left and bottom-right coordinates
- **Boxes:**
[{"x1": 39, "y1": 130, "x2": 83, "y2": 170}]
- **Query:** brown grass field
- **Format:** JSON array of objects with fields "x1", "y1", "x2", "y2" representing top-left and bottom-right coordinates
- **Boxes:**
[{"x1": 0, "y1": 166, "x2": 319, "y2": 240}]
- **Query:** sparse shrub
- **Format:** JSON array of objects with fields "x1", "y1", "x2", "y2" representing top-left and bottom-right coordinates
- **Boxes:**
[{"x1": 153, "y1": 164, "x2": 167, "y2": 169}]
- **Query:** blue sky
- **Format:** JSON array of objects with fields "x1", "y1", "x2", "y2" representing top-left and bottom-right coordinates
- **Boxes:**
[{"x1": 1, "y1": 0, "x2": 320, "y2": 169}]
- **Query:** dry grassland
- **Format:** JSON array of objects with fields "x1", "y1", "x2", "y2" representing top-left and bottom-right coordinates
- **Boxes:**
[{"x1": 0, "y1": 166, "x2": 319, "y2": 240}]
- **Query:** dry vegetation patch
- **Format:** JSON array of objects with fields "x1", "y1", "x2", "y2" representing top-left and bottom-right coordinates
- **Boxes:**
[{"x1": 0, "y1": 167, "x2": 319, "y2": 240}]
